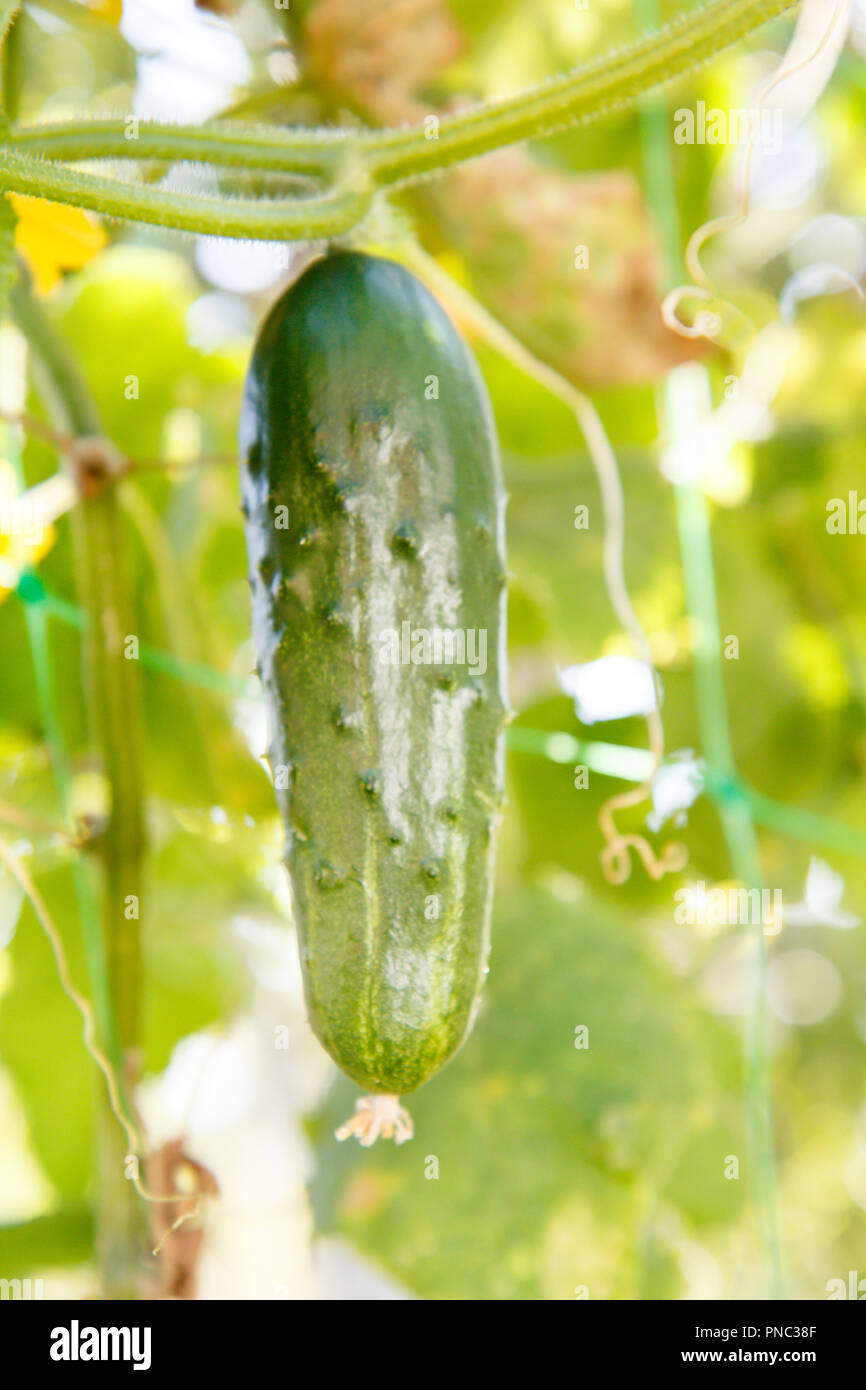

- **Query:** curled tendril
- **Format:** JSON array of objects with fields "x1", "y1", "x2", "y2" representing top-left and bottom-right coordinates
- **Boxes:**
[
  {"x1": 600, "y1": 823, "x2": 690, "y2": 886},
  {"x1": 665, "y1": 0, "x2": 849, "y2": 346},
  {"x1": 597, "y1": 700, "x2": 688, "y2": 886},
  {"x1": 662, "y1": 286, "x2": 723, "y2": 340},
  {"x1": 661, "y1": 285, "x2": 756, "y2": 345}
]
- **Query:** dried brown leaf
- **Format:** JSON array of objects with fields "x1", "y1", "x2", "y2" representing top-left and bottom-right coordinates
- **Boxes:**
[
  {"x1": 303, "y1": 0, "x2": 464, "y2": 122},
  {"x1": 146, "y1": 1140, "x2": 219, "y2": 1301},
  {"x1": 424, "y1": 149, "x2": 703, "y2": 387}
]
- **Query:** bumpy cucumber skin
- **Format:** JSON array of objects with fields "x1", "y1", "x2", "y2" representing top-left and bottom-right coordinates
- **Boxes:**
[{"x1": 240, "y1": 251, "x2": 507, "y2": 1096}]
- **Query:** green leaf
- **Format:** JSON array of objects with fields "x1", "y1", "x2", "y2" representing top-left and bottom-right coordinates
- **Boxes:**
[
  {"x1": 0, "y1": 864, "x2": 96, "y2": 1202},
  {"x1": 0, "y1": 2, "x2": 21, "y2": 51},
  {"x1": 0, "y1": 196, "x2": 17, "y2": 322},
  {"x1": 0, "y1": 3, "x2": 22, "y2": 124},
  {"x1": 0, "y1": 1207, "x2": 93, "y2": 1275},
  {"x1": 0, "y1": 863, "x2": 24, "y2": 949}
]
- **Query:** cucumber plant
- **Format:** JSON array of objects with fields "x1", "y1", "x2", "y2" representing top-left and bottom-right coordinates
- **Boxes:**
[{"x1": 0, "y1": 0, "x2": 798, "y2": 1288}]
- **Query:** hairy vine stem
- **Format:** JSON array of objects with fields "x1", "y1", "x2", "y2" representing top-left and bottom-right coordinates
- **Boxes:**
[
  {"x1": 8, "y1": 118, "x2": 349, "y2": 176},
  {"x1": 0, "y1": 0, "x2": 798, "y2": 240},
  {"x1": 0, "y1": 147, "x2": 372, "y2": 238}
]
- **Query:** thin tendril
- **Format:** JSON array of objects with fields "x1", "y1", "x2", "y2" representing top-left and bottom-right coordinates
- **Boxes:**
[
  {"x1": 663, "y1": 0, "x2": 847, "y2": 340},
  {"x1": 0, "y1": 833, "x2": 206, "y2": 1255},
  {"x1": 0, "y1": 405, "x2": 72, "y2": 450},
  {"x1": 0, "y1": 406, "x2": 237, "y2": 476}
]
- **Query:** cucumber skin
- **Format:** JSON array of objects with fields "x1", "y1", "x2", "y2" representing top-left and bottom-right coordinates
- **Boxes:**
[{"x1": 240, "y1": 251, "x2": 507, "y2": 1096}]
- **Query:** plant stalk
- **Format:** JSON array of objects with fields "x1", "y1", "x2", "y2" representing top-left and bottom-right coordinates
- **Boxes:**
[{"x1": 11, "y1": 279, "x2": 148, "y2": 1298}]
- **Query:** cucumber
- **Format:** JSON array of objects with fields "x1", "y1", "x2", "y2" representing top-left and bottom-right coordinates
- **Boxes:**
[{"x1": 239, "y1": 250, "x2": 507, "y2": 1137}]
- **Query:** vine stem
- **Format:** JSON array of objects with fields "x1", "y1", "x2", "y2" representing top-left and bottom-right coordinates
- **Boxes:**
[
  {"x1": 363, "y1": 0, "x2": 798, "y2": 186},
  {"x1": 10, "y1": 279, "x2": 149, "y2": 1298},
  {"x1": 8, "y1": 118, "x2": 349, "y2": 176},
  {"x1": 0, "y1": 147, "x2": 372, "y2": 239},
  {"x1": 672, "y1": 465, "x2": 780, "y2": 1298},
  {"x1": 0, "y1": 0, "x2": 798, "y2": 240}
]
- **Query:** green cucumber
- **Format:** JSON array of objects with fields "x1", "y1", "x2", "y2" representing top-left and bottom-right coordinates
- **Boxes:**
[{"x1": 239, "y1": 250, "x2": 507, "y2": 1134}]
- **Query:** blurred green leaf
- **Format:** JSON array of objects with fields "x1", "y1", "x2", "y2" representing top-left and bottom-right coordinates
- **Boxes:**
[
  {"x1": 0, "y1": 865, "x2": 96, "y2": 1202},
  {"x1": 311, "y1": 885, "x2": 741, "y2": 1300},
  {"x1": 0, "y1": 1206, "x2": 93, "y2": 1274}
]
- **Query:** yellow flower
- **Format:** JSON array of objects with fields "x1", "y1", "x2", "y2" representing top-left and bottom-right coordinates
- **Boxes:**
[
  {"x1": 88, "y1": 0, "x2": 124, "y2": 22},
  {"x1": 10, "y1": 194, "x2": 108, "y2": 296},
  {"x1": 0, "y1": 460, "x2": 56, "y2": 600}
]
